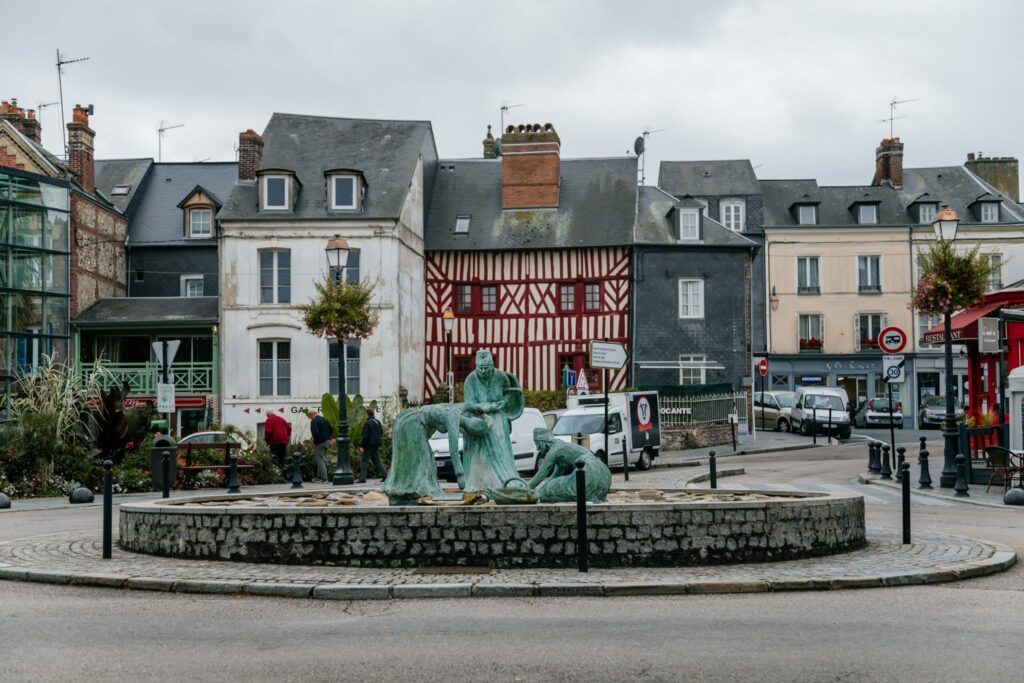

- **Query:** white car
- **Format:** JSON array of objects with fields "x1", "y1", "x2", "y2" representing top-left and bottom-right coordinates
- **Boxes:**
[
  {"x1": 177, "y1": 431, "x2": 253, "y2": 453},
  {"x1": 432, "y1": 408, "x2": 547, "y2": 482}
]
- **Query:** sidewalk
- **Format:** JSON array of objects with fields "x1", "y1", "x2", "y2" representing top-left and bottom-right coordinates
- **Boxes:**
[
  {"x1": 860, "y1": 469, "x2": 1016, "y2": 508},
  {"x1": 653, "y1": 430, "x2": 813, "y2": 469}
]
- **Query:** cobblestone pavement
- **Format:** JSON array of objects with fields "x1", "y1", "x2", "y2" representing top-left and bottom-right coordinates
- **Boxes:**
[{"x1": 0, "y1": 528, "x2": 1013, "y2": 599}]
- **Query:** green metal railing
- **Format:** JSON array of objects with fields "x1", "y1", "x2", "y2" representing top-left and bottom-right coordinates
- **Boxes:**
[{"x1": 84, "y1": 362, "x2": 215, "y2": 394}]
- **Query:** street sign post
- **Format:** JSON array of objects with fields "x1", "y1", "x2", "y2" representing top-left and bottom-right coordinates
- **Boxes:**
[
  {"x1": 881, "y1": 353, "x2": 905, "y2": 468},
  {"x1": 157, "y1": 382, "x2": 175, "y2": 414},
  {"x1": 589, "y1": 340, "x2": 627, "y2": 370},
  {"x1": 878, "y1": 326, "x2": 907, "y2": 354},
  {"x1": 757, "y1": 358, "x2": 769, "y2": 377},
  {"x1": 153, "y1": 340, "x2": 181, "y2": 417},
  {"x1": 756, "y1": 358, "x2": 769, "y2": 434},
  {"x1": 575, "y1": 370, "x2": 589, "y2": 395}
]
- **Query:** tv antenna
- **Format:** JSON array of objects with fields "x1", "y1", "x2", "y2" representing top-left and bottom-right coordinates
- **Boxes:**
[
  {"x1": 633, "y1": 127, "x2": 665, "y2": 185},
  {"x1": 157, "y1": 121, "x2": 184, "y2": 162},
  {"x1": 879, "y1": 96, "x2": 918, "y2": 138},
  {"x1": 56, "y1": 49, "x2": 90, "y2": 158},
  {"x1": 500, "y1": 101, "x2": 524, "y2": 130}
]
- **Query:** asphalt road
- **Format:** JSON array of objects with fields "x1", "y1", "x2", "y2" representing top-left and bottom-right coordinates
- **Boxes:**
[{"x1": 1, "y1": 446, "x2": 1022, "y2": 682}]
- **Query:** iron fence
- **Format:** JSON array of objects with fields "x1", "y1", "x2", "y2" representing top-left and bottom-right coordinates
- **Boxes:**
[{"x1": 659, "y1": 392, "x2": 748, "y2": 427}]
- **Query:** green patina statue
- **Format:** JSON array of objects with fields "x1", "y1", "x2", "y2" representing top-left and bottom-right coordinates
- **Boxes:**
[{"x1": 528, "y1": 428, "x2": 612, "y2": 503}]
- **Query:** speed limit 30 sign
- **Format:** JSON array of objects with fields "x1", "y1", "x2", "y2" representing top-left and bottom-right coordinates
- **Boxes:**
[{"x1": 878, "y1": 326, "x2": 907, "y2": 354}]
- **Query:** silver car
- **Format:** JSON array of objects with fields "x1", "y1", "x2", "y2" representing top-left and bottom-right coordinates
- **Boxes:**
[
  {"x1": 853, "y1": 397, "x2": 903, "y2": 429},
  {"x1": 754, "y1": 391, "x2": 796, "y2": 432},
  {"x1": 918, "y1": 395, "x2": 964, "y2": 429}
]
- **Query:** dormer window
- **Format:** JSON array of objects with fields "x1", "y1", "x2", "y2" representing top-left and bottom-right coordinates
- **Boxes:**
[
  {"x1": 981, "y1": 202, "x2": 999, "y2": 223},
  {"x1": 455, "y1": 215, "x2": 471, "y2": 234},
  {"x1": 917, "y1": 203, "x2": 937, "y2": 224},
  {"x1": 262, "y1": 175, "x2": 290, "y2": 210},
  {"x1": 797, "y1": 205, "x2": 817, "y2": 225},
  {"x1": 857, "y1": 204, "x2": 878, "y2": 225},
  {"x1": 678, "y1": 209, "x2": 700, "y2": 240},
  {"x1": 188, "y1": 208, "x2": 212, "y2": 238},
  {"x1": 720, "y1": 199, "x2": 745, "y2": 231},
  {"x1": 330, "y1": 174, "x2": 358, "y2": 210}
]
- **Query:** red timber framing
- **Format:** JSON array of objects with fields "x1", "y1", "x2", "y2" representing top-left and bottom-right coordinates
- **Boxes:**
[{"x1": 425, "y1": 247, "x2": 631, "y2": 398}]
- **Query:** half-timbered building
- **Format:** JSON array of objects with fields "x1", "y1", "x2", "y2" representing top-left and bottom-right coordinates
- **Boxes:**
[{"x1": 423, "y1": 124, "x2": 637, "y2": 397}]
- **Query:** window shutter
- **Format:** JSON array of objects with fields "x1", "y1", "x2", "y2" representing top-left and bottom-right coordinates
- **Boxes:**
[{"x1": 854, "y1": 314, "x2": 861, "y2": 351}]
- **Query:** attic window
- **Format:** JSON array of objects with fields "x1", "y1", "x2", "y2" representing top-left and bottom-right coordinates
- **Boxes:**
[
  {"x1": 857, "y1": 204, "x2": 878, "y2": 225},
  {"x1": 330, "y1": 174, "x2": 358, "y2": 210},
  {"x1": 111, "y1": 185, "x2": 131, "y2": 196},
  {"x1": 455, "y1": 215, "x2": 471, "y2": 234},
  {"x1": 797, "y1": 205, "x2": 817, "y2": 225},
  {"x1": 262, "y1": 175, "x2": 289, "y2": 210},
  {"x1": 981, "y1": 202, "x2": 999, "y2": 223},
  {"x1": 918, "y1": 203, "x2": 937, "y2": 224}
]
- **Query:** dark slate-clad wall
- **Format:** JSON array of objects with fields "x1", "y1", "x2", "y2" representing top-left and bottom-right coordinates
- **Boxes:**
[
  {"x1": 633, "y1": 248, "x2": 750, "y2": 388},
  {"x1": 129, "y1": 246, "x2": 218, "y2": 297}
]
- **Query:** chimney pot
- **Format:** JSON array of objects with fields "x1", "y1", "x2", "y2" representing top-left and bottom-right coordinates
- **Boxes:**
[
  {"x1": 482, "y1": 125, "x2": 496, "y2": 159},
  {"x1": 237, "y1": 129, "x2": 264, "y2": 181}
]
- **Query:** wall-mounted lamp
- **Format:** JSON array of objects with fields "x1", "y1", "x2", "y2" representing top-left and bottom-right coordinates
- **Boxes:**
[{"x1": 770, "y1": 286, "x2": 780, "y2": 312}]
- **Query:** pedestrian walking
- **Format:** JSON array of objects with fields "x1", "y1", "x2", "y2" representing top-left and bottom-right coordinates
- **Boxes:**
[
  {"x1": 306, "y1": 408, "x2": 335, "y2": 482},
  {"x1": 358, "y1": 407, "x2": 388, "y2": 483},
  {"x1": 263, "y1": 410, "x2": 291, "y2": 473}
]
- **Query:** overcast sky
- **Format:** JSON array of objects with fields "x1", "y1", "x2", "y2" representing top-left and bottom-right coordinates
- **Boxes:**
[{"x1": 8, "y1": 1, "x2": 1022, "y2": 190}]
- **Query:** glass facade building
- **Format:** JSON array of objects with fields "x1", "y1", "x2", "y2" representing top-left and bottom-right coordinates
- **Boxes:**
[{"x1": 0, "y1": 168, "x2": 71, "y2": 393}]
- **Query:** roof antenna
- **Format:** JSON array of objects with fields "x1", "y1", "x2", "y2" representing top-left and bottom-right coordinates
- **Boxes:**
[
  {"x1": 500, "y1": 101, "x2": 524, "y2": 130},
  {"x1": 157, "y1": 120, "x2": 184, "y2": 162},
  {"x1": 879, "y1": 95, "x2": 919, "y2": 139},
  {"x1": 56, "y1": 49, "x2": 90, "y2": 159},
  {"x1": 634, "y1": 127, "x2": 665, "y2": 186}
]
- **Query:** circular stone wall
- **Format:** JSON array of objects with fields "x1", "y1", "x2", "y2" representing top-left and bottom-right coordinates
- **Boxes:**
[{"x1": 119, "y1": 489, "x2": 865, "y2": 569}]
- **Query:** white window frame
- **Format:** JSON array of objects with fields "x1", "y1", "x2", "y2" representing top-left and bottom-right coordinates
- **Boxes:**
[
  {"x1": 261, "y1": 175, "x2": 290, "y2": 210},
  {"x1": 989, "y1": 254, "x2": 1002, "y2": 290},
  {"x1": 981, "y1": 202, "x2": 999, "y2": 223},
  {"x1": 188, "y1": 208, "x2": 212, "y2": 238},
  {"x1": 856, "y1": 312, "x2": 886, "y2": 350},
  {"x1": 330, "y1": 341, "x2": 361, "y2": 396},
  {"x1": 798, "y1": 313, "x2": 824, "y2": 350},
  {"x1": 259, "y1": 249, "x2": 291, "y2": 305},
  {"x1": 678, "y1": 354, "x2": 707, "y2": 386},
  {"x1": 329, "y1": 174, "x2": 358, "y2": 210},
  {"x1": 180, "y1": 274, "x2": 204, "y2": 297},
  {"x1": 857, "y1": 255, "x2": 881, "y2": 292},
  {"x1": 678, "y1": 278, "x2": 704, "y2": 319},
  {"x1": 797, "y1": 205, "x2": 817, "y2": 225},
  {"x1": 857, "y1": 204, "x2": 878, "y2": 225},
  {"x1": 678, "y1": 209, "x2": 699, "y2": 240},
  {"x1": 797, "y1": 256, "x2": 821, "y2": 293},
  {"x1": 258, "y1": 339, "x2": 291, "y2": 397},
  {"x1": 919, "y1": 313, "x2": 942, "y2": 349},
  {"x1": 918, "y1": 203, "x2": 937, "y2": 224},
  {"x1": 720, "y1": 198, "x2": 745, "y2": 231},
  {"x1": 455, "y1": 215, "x2": 471, "y2": 234}
]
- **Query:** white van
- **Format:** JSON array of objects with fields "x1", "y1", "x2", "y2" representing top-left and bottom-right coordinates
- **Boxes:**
[
  {"x1": 552, "y1": 392, "x2": 660, "y2": 470},
  {"x1": 791, "y1": 386, "x2": 852, "y2": 439},
  {"x1": 431, "y1": 408, "x2": 547, "y2": 481}
]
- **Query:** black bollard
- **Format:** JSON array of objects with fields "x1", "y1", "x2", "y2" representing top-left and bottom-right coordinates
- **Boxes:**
[
  {"x1": 827, "y1": 408, "x2": 833, "y2": 445},
  {"x1": 895, "y1": 446, "x2": 906, "y2": 482},
  {"x1": 161, "y1": 448, "x2": 171, "y2": 499},
  {"x1": 812, "y1": 408, "x2": 817, "y2": 445},
  {"x1": 919, "y1": 449, "x2": 933, "y2": 489},
  {"x1": 868, "y1": 442, "x2": 881, "y2": 474},
  {"x1": 901, "y1": 461, "x2": 911, "y2": 544},
  {"x1": 291, "y1": 450, "x2": 304, "y2": 489},
  {"x1": 918, "y1": 436, "x2": 927, "y2": 464},
  {"x1": 102, "y1": 459, "x2": 113, "y2": 560},
  {"x1": 731, "y1": 419, "x2": 737, "y2": 452},
  {"x1": 708, "y1": 450, "x2": 718, "y2": 489},
  {"x1": 227, "y1": 454, "x2": 242, "y2": 494},
  {"x1": 954, "y1": 454, "x2": 970, "y2": 497},
  {"x1": 880, "y1": 444, "x2": 892, "y2": 479},
  {"x1": 621, "y1": 440, "x2": 629, "y2": 482},
  {"x1": 575, "y1": 458, "x2": 588, "y2": 573}
]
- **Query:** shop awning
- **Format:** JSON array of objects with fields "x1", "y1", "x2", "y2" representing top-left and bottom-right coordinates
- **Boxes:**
[{"x1": 922, "y1": 302, "x2": 1003, "y2": 345}]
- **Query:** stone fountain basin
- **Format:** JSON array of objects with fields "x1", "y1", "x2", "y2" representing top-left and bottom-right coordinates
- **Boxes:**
[{"x1": 119, "y1": 488, "x2": 865, "y2": 569}]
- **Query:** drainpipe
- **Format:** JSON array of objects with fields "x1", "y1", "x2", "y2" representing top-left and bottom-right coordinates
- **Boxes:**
[{"x1": 908, "y1": 224, "x2": 918, "y2": 426}]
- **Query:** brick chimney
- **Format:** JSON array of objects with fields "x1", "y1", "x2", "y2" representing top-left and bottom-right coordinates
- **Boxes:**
[
  {"x1": 966, "y1": 152, "x2": 1019, "y2": 202},
  {"x1": 501, "y1": 123, "x2": 561, "y2": 209},
  {"x1": 67, "y1": 104, "x2": 95, "y2": 193},
  {"x1": 21, "y1": 110, "x2": 40, "y2": 143},
  {"x1": 482, "y1": 125, "x2": 496, "y2": 159},
  {"x1": 872, "y1": 137, "x2": 904, "y2": 188},
  {"x1": 238, "y1": 129, "x2": 263, "y2": 181},
  {"x1": 0, "y1": 100, "x2": 41, "y2": 143}
]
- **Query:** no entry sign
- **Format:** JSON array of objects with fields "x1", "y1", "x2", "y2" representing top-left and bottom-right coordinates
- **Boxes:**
[
  {"x1": 757, "y1": 358, "x2": 769, "y2": 377},
  {"x1": 878, "y1": 326, "x2": 907, "y2": 354}
]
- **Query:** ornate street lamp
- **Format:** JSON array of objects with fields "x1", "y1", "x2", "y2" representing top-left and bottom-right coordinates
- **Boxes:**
[
  {"x1": 769, "y1": 285, "x2": 780, "y2": 312},
  {"x1": 325, "y1": 237, "x2": 355, "y2": 486},
  {"x1": 932, "y1": 205, "x2": 961, "y2": 488},
  {"x1": 442, "y1": 307, "x2": 455, "y2": 402}
]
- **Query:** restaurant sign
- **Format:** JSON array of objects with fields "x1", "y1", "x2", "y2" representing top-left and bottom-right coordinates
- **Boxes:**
[{"x1": 979, "y1": 317, "x2": 1001, "y2": 354}]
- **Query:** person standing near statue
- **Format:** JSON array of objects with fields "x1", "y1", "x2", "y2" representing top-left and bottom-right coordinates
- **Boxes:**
[
  {"x1": 305, "y1": 408, "x2": 334, "y2": 483},
  {"x1": 263, "y1": 410, "x2": 291, "y2": 473},
  {"x1": 358, "y1": 407, "x2": 388, "y2": 483}
]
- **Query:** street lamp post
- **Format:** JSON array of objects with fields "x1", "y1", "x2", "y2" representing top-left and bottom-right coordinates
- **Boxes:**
[
  {"x1": 442, "y1": 308, "x2": 455, "y2": 402},
  {"x1": 326, "y1": 237, "x2": 355, "y2": 486},
  {"x1": 932, "y1": 206, "x2": 961, "y2": 488}
]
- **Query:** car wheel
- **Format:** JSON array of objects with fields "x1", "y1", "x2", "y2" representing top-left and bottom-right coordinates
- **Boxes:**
[
  {"x1": 839, "y1": 427, "x2": 851, "y2": 440},
  {"x1": 777, "y1": 417, "x2": 790, "y2": 432},
  {"x1": 801, "y1": 420, "x2": 811, "y2": 436},
  {"x1": 636, "y1": 448, "x2": 653, "y2": 471}
]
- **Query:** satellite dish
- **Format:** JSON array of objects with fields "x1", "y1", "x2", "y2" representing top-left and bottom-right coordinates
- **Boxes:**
[
  {"x1": 634, "y1": 136, "x2": 645, "y2": 156},
  {"x1": 492, "y1": 138, "x2": 503, "y2": 157}
]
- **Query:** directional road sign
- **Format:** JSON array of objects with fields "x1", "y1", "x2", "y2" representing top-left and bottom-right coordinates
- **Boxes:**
[
  {"x1": 882, "y1": 355, "x2": 906, "y2": 384},
  {"x1": 589, "y1": 340, "x2": 628, "y2": 370},
  {"x1": 878, "y1": 326, "x2": 907, "y2": 354}
]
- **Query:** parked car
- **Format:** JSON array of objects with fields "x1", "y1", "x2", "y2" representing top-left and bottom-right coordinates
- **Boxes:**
[
  {"x1": 918, "y1": 395, "x2": 964, "y2": 429},
  {"x1": 432, "y1": 408, "x2": 547, "y2": 482},
  {"x1": 853, "y1": 397, "x2": 904, "y2": 429},
  {"x1": 554, "y1": 392, "x2": 661, "y2": 470},
  {"x1": 177, "y1": 430, "x2": 253, "y2": 453},
  {"x1": 753, "y1": 391, "x2": 796, "y2": 432},
  {"x1": 791, "y1": 387, "x2": 851, "y2": 439}
]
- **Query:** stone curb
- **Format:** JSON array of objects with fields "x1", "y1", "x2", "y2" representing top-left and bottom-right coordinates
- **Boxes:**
[
  {"x1": 0, "y1": 540, "x2": 1014, "y2": 600},
  {"x1": 684, "y1": 468, "x2": 745, "y2": 486},
  {"x1": 858, "y1": 472, "x2": 1018, "y2": 509},
  {"x1": 654, "y1": 443, "x2": 819, "y2": 471}
]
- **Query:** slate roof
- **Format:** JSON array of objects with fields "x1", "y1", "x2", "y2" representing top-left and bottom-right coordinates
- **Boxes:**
[
  {"x1": 760, "y1": 180, "x2": 909, "y2": 227},
  {"x1": 635, "y1": 186, "x2": 758, "y2": 248},
  {"x1": 900, "y1": 166, "x2": 1024, "y2": 224},
  {"x1": 129, "y1": 162, "x2": 237, "y2": 245},
  {"x1": 425, "y1": 157, "x2": 638, "y2": 251},
  {"x1": 219, "y1": 113, "x2": 436, "y2": 222},
  {"x1": 94, "y1": 158, "x2": 153, "y2": 216},
  {"x1": 74, "y1": 296, "x2": 218, "y2": 327},
  {"x1": 658, "y1": 160, "x2": 760, "y2": 197}
]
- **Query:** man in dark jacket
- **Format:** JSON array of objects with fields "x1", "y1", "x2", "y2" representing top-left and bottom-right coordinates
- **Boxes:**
[
  {"x1": 306, "y1": 409, "x2": 335, "y2": 482},
  {"x1": 358, "y1": 407, "x2": 388, "y2": 483}
]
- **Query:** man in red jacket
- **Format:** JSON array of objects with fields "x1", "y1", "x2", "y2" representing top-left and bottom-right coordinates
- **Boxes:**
[{"x1": 263, "y1": 411, "x2": 291, "y2": 472}]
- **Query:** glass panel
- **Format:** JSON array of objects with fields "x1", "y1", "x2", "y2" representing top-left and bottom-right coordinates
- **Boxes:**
[
  {"x1": 333, "y1": 177, "x2": 355, "y2": 207},
  {"x1": 44, "y1": 254, "x2": 68, "y2": 293},
  {"x1": 12, "y1": 208, "x2": 43, "y2": 248},
  {"x1": 192, "y1": 336, "x2": 213, "y2": 363},
  {"x1": 11, "y1": 295, "x2": 43, "y2": 333},
  {"x1": 346, "y1": 342, "x2": 359, "y2": 395},
  {"x1": 277, "y1": 342, "x2": 291, "y2": 396},
  {"x1": 481, "y1": 286, "x2": 496, "y2": 312},
  {"x1": 44, "y1": 297, "x2": 67, "y2": 336},
  {"x1": 265, "y1": 177, "x2": 286, "y2": 207},
  {"x1": 260, "y1": 251, "x2": 274, "y2": 304},
  {"x1": 346, "y1": 250, "x2": 360, "y2": 284},
  {"x1": 277, "y1": 251, "x2": 290, "y2": 304},
  {"x1": 455, "y1": 216, "x2": 470, "y2": 234},
  {"x1": 560, "y1": 284, "x2": 575, "y2": 311},
  {"x1": 329, "y1": 340, "x2": 340, "y2": 395},
  {"x1": 12, "y1": 251, "x2": 43, "y2": 290},
  {"x1": 585, "y1": 283, "x2": 600, "y2": 310},
  {"x1": 259, "y1": 341, "x2": 274, "y2": 396},
  {"x1": 40, "y1": 184, "x2": 69, "y2": 211},
  {"x1": 45, "y1": 210, "x2": 69, "y2": 252},
  {"x1": 456, "y1": 285, "x2": 472, "y2": 313},
  {"x1": 190, "y1": 209, "x2": 211, "y2": 237},
  {"x1": 10, "y1": 176, "x2": 43, "y2": 206}
]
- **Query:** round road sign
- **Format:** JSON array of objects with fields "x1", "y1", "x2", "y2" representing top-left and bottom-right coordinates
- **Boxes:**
[
  {"x1": 758, "y1": 358, "x2": 769, "y2": 377},
  {"x1": 878, "y1": 326, "x2": 907, "y2": 354}
]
